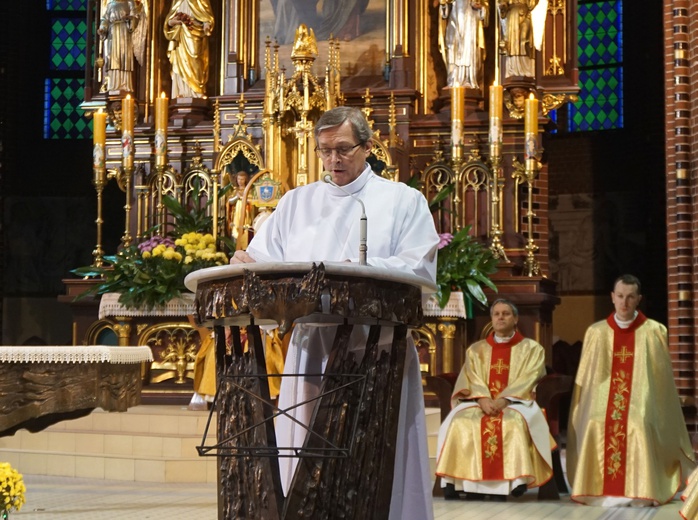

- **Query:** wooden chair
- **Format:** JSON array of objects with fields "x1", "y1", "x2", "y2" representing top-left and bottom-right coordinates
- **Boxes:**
[{"x1": 425, "y1": 370, "x2": 573, "y2": 500}]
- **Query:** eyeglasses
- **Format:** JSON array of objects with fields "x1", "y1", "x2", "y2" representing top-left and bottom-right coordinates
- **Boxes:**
[{"x1": 315, "y1": 142, "x2": 363, "y2": 159}]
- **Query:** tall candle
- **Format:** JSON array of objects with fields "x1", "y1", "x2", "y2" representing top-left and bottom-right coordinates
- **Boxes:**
[
  {"x1": 121, "y1": 94, "x2": 134, "y2": 169},
  {"x1": 524, "y1": 93, "x2": 539, "y2": 161},
  {"x1": 451, "y1": 86, "x2": 465, "y2": 147},
  {"x1": 524, "y1": 93, "x2": 538, "y2": 135},
  {"x1": 154, "y1": 92, "x2": 168, "y2": 167},
  {"x1": 489, "y1": 83, "x2": 503, "y2": 157},
  {"x1": 92, "y1": 109, "x2": 106, "y2": 174}
]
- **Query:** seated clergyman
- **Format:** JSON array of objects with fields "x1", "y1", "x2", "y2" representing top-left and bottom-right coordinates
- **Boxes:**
[{"x1": 435, "y1": 299, "x2": 554, "y2": 501}]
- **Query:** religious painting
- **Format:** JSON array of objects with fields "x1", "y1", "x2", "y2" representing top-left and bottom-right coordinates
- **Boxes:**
[{"x1": 258, "y1": 0, "x2": 386, "y2": 86}]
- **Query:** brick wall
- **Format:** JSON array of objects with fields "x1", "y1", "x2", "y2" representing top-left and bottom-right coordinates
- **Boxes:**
[{"x1": 665, "y1": 0, "x2": 697, "y2": 410}]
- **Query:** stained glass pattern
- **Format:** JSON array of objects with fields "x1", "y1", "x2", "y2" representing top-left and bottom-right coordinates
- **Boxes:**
[
  {"x1": 47, "y1": 0, "x2": 86, "y2": 11},
  {"x1": 569, "y1": 1, "x2": 623, "y2": 132},
  {"x1": 51, "y1": 18, "x2": 88, "y2": 70},
  {"x1": 569, "y1": 68, "x2": 623, "y2": 131},
  {"x1": 45, "y1": 0, "x2": 88, "y2": 139},
  {"x1": 44, "y1": 78, "x2": 90, "y2": 139}
]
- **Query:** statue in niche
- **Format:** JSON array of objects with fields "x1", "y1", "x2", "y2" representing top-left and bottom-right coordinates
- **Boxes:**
[
  {"x1": 164, "y1": 0, "x2": 215, "y2": 98},
  {"x1": 439, "y1": 0, "x2": 489, "y2": 89},
  {"x1": 98, "y1": 0, "x2": 147, "y2": 93},
  {"x1": 497, "y1": 0, "x2": 547, "y2": 78}
]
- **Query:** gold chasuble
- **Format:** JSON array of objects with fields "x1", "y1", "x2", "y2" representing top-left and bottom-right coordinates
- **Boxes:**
[
  {"x1": 681, "y1": 467, "x2": 698, "y2": 520},
  {"x1": 567, "y1": 313, "x2": 696, "y2": 506},
  {"x1": 435, "y1": 332, "x2": 553, "y2": 493}
]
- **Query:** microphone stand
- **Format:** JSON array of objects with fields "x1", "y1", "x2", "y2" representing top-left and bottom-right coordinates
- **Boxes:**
[{"x1": 322, "y1": 172, "x2": 367, "y2": 266}]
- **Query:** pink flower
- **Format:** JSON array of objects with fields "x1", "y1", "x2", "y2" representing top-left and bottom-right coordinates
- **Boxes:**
[{"x1": 438, "y1": 233, "x2": 453, "y2": 249}]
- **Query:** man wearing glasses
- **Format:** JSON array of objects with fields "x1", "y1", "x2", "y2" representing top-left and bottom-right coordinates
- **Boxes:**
[{"x1": 231, "y1": 106, "x2": 439, "y2": 520}]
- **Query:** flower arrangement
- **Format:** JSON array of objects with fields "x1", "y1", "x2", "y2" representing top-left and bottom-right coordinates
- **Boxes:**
[
  {"x1": 73, "y1": 189, "x2": 232, "y2": 310},
  {"x1": 0, "y1": 462, "x2": 26, "y2": 517},
  {"x1": 435, "y1": 225, "x2": 498, "y2": 310}
]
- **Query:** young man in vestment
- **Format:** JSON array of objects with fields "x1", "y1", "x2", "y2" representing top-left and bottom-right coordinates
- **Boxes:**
[
  {"x1": 567, "y1": 274, "x2": 696, "y2": 506},
  {"x1": 231, "y1": 106, "x2": 439, "y2": 520},
  {"x1": 435, "y1": 299, "x2": 554, "y2": 500}
]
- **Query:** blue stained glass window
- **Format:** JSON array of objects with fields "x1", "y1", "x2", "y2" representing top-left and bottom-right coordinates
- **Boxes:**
[
  {"x1": 51, "y1": 18, "x2": 88, "y2": 70},
  {"x1": 44, "y1": 0, "x2": 89, "y2": 139},
  {"x1": 47, "y1": 0, "x2": 86, "y2": 11},
  {"x1": 44, "y1": 78, "x2": 90, "y2": 139},
  {"x1": 569, "y1": 1, "x2": 623, "y2": 132}
]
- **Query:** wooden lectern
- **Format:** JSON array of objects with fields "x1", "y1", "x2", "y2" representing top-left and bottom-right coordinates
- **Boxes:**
[{"x1": 185, "y1": 262, "x2": 433, "y2": 520}]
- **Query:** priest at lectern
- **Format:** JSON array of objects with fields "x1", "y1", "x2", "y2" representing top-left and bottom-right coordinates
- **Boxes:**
[{"x1": 231, "y1": 106, "x2": 439, "y2": 520}]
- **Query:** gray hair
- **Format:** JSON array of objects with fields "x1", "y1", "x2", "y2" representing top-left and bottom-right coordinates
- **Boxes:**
[
  {"x1": 314, "y1": 107, "x2": 373, "y2": 144},
  {"x1": 489, "y1": 298, "x2": 519, "y2": 317}
]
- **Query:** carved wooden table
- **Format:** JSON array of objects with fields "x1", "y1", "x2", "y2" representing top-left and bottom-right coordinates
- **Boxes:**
[
  {"x1": 185, "y1": 262, "x2": 431, "y2": 520},
  {"x1": 0, "y1": 346, "x2": 152, "y2": 437}
]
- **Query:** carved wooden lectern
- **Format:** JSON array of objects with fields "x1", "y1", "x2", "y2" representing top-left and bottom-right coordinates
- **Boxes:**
[{"x1": 185, "y1": 262, "x2": 432, "y2": 520}]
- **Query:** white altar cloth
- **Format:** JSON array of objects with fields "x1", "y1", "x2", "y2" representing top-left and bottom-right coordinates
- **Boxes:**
[
  {"x1": 0, "y1": 346, "x2": 153, "y2": 364},
  {"x1": 98, "y1": 293, "x2": 195, "y2": 319},
  {"x1": 422, "y1": 291, "x2": 467, "y2": 318}
]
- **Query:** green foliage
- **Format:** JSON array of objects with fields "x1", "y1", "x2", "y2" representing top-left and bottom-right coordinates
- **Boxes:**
[
  {"x1": 72, "y1": 185, "x2": 232, "y2": 310},
  {"x1": 436, "y1": 226, "x2": 498, "y2": 309}
]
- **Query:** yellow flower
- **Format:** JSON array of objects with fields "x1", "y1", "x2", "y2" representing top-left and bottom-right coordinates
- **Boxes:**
[
  {"x1": 142, "y1": 251, "x2": 151, "y2": 259},
  {"x1": 162, "y1": 248, "x2": 175, "y2": 260}
]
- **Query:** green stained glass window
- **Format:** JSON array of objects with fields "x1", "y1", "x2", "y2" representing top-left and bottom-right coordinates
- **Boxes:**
[
  {"x1": 51, "y1": 18, "x2": 88, "y2": 70},
  {"x1": 569, "y1": 1, "x2": 623, "y2": 132},
  {"x1": 44, "y1": 0, "x2": 88, "y2": 139},
  {"x1": 44, "y1": 77, "x2": 90, "y2": 139}
]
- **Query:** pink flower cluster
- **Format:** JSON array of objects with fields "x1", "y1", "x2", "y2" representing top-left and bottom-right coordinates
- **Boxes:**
[
  {"x1": 437, "y1": 233, "x2": 453, "y2": 249},
  {"x1": 138, "y1": 236, "x2": 176, "y2": 254}
]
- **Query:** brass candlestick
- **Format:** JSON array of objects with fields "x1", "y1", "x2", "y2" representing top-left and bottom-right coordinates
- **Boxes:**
[
  {"x1": 487, "y1": 147, "x2": 509, "y2": 262},
  {"x1": 92, "y1": 165, "x2": 106, "y2": 267},
  {"x1": 107, "y1": 166, "x2": 133, "y2": 248},
  {"x1": 512, "y1": 157, "x2": 541, "y2": 277}
]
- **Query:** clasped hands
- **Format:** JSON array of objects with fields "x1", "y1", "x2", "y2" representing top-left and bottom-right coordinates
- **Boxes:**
[{"x1": 478, "y1": 397, "x2": 509, "y2": 416}]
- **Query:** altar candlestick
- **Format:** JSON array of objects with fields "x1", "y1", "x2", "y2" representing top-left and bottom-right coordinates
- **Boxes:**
[
  {"x1": 121, "y1": 94, "x2": 134, "y2": 170},
  {"x1": 154, "y1": 92, "x2": 169, "y2": 167},
  {"x1": 524, "y1": 93, "x2": 538, "y2": 162},
  {"x1": 92, "y1": 109, "x2": 106, "y2": 176}
]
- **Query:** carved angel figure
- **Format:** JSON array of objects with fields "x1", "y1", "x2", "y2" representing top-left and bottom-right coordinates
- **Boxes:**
[
  {"x1": 498, "y1": 0, "x2": 548, "y2": 78},
  {"x1": 97, "y1": 0, "x2": 148, "y2": 93}
]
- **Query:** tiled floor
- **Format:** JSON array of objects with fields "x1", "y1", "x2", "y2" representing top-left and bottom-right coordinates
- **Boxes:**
[{"x1": 11, "y1": 474, "x2": 685, "y2": 519}]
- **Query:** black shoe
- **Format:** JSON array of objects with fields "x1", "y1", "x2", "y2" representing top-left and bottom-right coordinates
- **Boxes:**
[
  {"x1": 511, "y1": 484, "x2": 528, "y2": 497},
  {"x1": 443, "y1": 483, "x2": 459, "y2": 500},
  {"x1": 488, "y1": 494, "x2": 507, "y2": 502},
  {"x1": 464, "y1": 492, "x2": 485, "y2": 501}
]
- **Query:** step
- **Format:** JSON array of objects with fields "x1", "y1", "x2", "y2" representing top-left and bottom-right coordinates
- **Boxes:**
[{"x1": 0, "y1": 405, "x2": 219, "y2": 484}]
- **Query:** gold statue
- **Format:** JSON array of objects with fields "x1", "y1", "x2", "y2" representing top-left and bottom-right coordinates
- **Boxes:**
[
  {"x1": 498, "y1": 0, "x2": 547, "y2": 78},
  {"x1": 98, "y1": 0, "x2": 147, "y2": 92},
  {"x1": 164, "y1": 0, "x2": 215, "y2": 98},
  {"x1": 439, "y1": 0, "x2": 489, "y2": 88},
  {"x1": 224, "y1": 170, "x2": 252, "y2": 250},
  {"x1": 291, "y1": 24, "x2": 319, "y2": 60}
]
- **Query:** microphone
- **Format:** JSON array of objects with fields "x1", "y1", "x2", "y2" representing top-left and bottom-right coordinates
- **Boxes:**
[{"x1": 322, "y1": 172, "x2": 367, "y2": 266}]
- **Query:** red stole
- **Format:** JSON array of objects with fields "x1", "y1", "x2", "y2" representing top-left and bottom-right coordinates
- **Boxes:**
[
  {"x1": 480, "y1": 331, "x2": 524, "y2": 480},
  {"x1": 602, "y1": 311, "x2": 647, "y2": 496}
]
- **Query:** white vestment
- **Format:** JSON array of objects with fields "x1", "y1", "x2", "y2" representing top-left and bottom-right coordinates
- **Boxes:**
[{"x1": 246, "y1": 164, "x2": 439, "y2": 520}]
